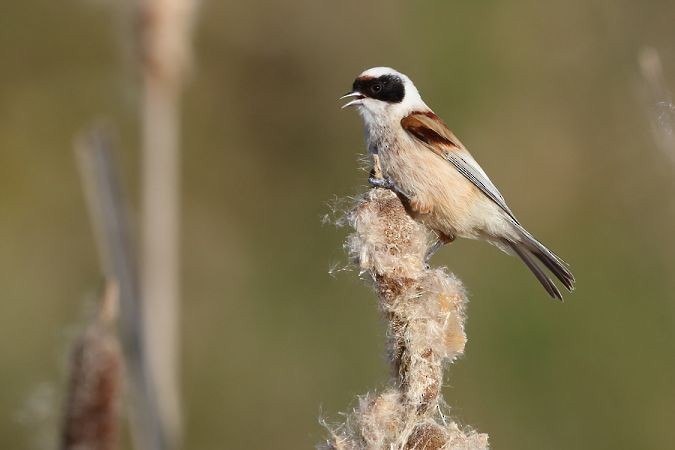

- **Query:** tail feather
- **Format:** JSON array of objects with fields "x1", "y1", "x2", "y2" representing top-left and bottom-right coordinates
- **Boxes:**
[
  {"x1": 530, "y1": 246, "x2": 575, "y2": 291},
  {"x1": 505, "y1": 239, "x2": 564, "y2": 300},
  {"x1": 514, "y1": 225, "x2": 575, "y2": 288}
]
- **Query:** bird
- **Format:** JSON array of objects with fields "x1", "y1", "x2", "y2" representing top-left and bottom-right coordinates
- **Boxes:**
[{"x1": 341, "y1": 67, "x2": 575, "y2": 300}]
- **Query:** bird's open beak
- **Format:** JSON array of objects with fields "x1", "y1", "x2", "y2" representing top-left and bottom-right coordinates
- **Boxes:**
[{"x1": 340, "y1": 91, "x2": 365, "y2": 109}]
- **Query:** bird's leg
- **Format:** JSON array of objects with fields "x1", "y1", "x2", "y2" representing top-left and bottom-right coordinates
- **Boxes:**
[
  {"x1": 424, "y1": 232, "x2": 455, "y2": 267},
  {"x1": 368, "y1": 153, "x2": 398, "y2": 190},
  {"x1": 371, "y1": 153, "x2": 384, "y2": 179}
]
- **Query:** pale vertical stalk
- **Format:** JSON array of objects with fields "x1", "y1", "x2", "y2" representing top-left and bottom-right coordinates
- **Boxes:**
[
  {"x1": 638, "y1": 47, "x2": 675, "y2": 165},
  {"x1": 138, "y1": 0, "x2": 196, "y2": 446},
  {"x1": 141, "y1": 71, "x2": 182, "y2": 447},
  {"x1": 638, "y1": 48, "x2": 675, "y2": 327}
]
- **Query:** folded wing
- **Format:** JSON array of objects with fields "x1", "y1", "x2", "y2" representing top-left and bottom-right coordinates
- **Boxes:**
[{"x1": 400, "y1": 111, "x2": 519, "y2": 224}]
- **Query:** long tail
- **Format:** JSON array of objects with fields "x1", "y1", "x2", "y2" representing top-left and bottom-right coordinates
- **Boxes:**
[{"x1": 503, "y1": 226, "x2": 575, "y2": 301}]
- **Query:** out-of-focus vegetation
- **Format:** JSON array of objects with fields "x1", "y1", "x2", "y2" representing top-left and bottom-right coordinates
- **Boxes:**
[{"x1": 1, "y1": 1, "x2": 674, "y2": 449}]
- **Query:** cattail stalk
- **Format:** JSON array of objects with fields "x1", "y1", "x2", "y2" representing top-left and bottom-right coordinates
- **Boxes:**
[
  {"x1": 138, "y1": 0, "x2": 197, "y2": 446},
  {"x1": 320, "y1": 188, "x2": 489, "y2": 450}
]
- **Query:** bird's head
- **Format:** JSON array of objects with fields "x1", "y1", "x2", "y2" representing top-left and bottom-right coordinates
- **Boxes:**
[{"x1": 341, "y1": 67, "x2": 428, "y2": 123}]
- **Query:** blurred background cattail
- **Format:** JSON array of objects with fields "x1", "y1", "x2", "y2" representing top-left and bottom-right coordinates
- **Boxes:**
[{"x1": 60, "y1": 282, "x2": 122, "y2": 450}]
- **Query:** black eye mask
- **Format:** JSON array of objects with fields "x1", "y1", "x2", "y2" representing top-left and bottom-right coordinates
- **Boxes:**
[{"x1": 352, "y1": 74, "x2": 405, "y2": 104}]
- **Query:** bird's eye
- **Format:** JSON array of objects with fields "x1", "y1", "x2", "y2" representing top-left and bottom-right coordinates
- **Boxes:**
[{"x1": 371, "y1": 84, "x2": 383, "y2": 93}]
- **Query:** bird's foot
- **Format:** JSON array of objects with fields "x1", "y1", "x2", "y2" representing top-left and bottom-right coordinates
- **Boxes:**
[{"x1": 368, "y1": 175, "x2": 397, "y2": 190}]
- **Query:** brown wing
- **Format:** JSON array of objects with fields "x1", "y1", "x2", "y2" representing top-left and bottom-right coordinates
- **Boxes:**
[
  {"x1": 401, "y1": 110, "x2": 519, "y2": 224},
  {"x1": 400, "y1": 111, "x2": 465, "y2": 153}
]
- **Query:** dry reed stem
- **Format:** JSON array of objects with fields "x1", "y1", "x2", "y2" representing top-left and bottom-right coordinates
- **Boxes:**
[
  {"x1": 320, "y1": 188, "x2": 488, "y2": 450},
  {"x1": 138, "y1": 0, "x2": 197, "y2": 446},
  {"x1": 61, "y1": 282, "x2": 122, "y2": 450},
  {"x1": 76, "y1": 129, "x2": 165, "y2": 450}
]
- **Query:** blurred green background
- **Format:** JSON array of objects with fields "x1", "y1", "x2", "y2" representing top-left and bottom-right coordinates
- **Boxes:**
[{"x1": 2, "y1": 0, "x2": 675, "y2": 449}]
